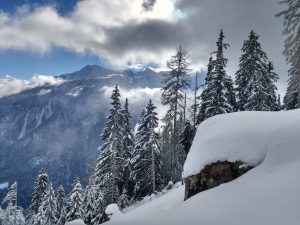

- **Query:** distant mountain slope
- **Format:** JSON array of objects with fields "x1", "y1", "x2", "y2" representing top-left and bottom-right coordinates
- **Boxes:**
[{"x1": 0, "y1": 65, "x2": 165, "y2": 207}]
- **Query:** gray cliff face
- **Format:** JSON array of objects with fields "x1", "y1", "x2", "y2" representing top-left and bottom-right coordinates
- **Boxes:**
[{"x1": 0, "y1": 65, "x2": 164, "y2": 207}]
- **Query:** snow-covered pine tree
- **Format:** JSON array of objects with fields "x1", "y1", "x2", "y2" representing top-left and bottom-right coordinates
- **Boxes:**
[
  {"x1": 161, "y1": 46, "x2": 191, "y2": 182},
  {"x1": 92, "y1": 85, "x2": 126, "y2": 207},
  {"x1": 243, "y1": 62, "x2": 279, "y2": 111},
  {"x1": 200, "y1": 30, "x2": 233, "y2": 120},
  {"x1": 91, "y1": 190, "x2": 106, "y2": 225},
  {"x1": 235, "y1": 31, "x2": 278, "y2": 111},
  {"x1": 56, "y1": 206, "x2": 66, "y2": 225},
  {"x1": 131, "y1": 99, "x2": 163, "y2": 200},
  {"x1": 121, "y1": 98, "x2": 135, "y2": 198},
  {"x1": 117, "y1": 188, "x2": 130, "y2": 209},
  {"x1": 66, "y1": 177, "x2": 83, "y2": 222},
  {"x1": 265, "y1": 61, "x2": 280, "y2": 111},
  {"x1": 180, "y1": 120, "x2": 195, "y2": 155},
  {"x1": 1, "y1": 182, "x2": 25, "y2": 225},
  {"x1": 197, "y1": 57, "x2": 214, "y2": 124},
  {"x1": 56, "y1": 185, "x2": 65, "y2": 216},
  {"x1": 26, "y1": 169, "x2": 49, "y2": 224},
  {"x1": 160, "y1": 122, "x2": 173, "y2": 184},
  {"x1": 82, "y1": 184, "x2": 97, "y2": 225},
  {"x1": 277, "y1": 0, "x2": 300, "y2": 108},
  {"x1": 34, "y1": 183, "x2": 58, "y2": 225},
  {"x1": 276, "y1": 94, "x2": 282, "y2": 111}
]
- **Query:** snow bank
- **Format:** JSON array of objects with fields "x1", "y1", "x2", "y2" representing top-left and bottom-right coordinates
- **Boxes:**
[
  {"x1": 65, "y1": 219, "x2": 86, "y2": 225},
  {"x1": 107, "y1": 109, "x2": 300, "y2": 225},
  {"x1": 183, "y1": 109, "x2": 300, "y2": 178}
]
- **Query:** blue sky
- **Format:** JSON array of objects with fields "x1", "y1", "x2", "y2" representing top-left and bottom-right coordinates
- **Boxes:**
[{"x1": 0, "y1": 0, "x2": 103, "y2": 79}]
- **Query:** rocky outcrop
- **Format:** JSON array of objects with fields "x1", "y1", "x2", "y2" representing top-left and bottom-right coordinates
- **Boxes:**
[{"x1": 184, "y1": 161, "x2": 253, "y2": 200}]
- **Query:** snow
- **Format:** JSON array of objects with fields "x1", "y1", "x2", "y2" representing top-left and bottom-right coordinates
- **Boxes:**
[
  {"x1": 105, "y1": 204, "x2": 122, "y2": 220},
  {"x1": 183, "y1": 109, "x2": 300, "y2": 178},
  {"x1": 65, "y1": 219, "x2": 86, "y2": 225},
  {"x1": 66, "y1": 86, "x2": 84, "y2": 97},
  {"x1": 37, "y1": 89, "x2": 52, "y2": 95},
  {"x1": 107, "y1": 109, "x2": 300, "y2": 225}
]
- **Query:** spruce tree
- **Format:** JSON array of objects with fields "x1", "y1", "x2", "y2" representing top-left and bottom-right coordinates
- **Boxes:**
[
  {"x1": 161, "y1": 45, "x2": 191, "y2": 182},
  {"x1": 82, "y1": 184, "x2": 97, "y2": 225},
  {"x1": 199, "y1": 30, "x2": 233, "y2": 121},
  {"x1": 66, "y1": 177, "x2": 83, "y2": 222},
  {"x1": 117, "y1": 188, "x2": 130, "y2": 209},
  {"x1": 197, "y1": 57, "x2": 214, "y2": 124},
  {"x1": 34, "y1": 183, "x2": 58, "y2": 225},
  {"x1": 92, "y1": 85, "x2": 125, "y2": 206},
  {"x1": 56, "y1": 206, "x2": 67, "y2": 225},
  {"x1": 26, "y1": 169, "x2": 49, "y2": 224},
  {"x1": 235, "y1": 31, "x2": 278, "y2": 111},
  {"x1": 56, "y1": 185, "x2": 65, "y2": 216},
  {"x1": 121, "y1": 98, "x2": 135, "y2": 198},
  {"x1": 277, "y1": 0, "x2": 300, "y2": 108},
  {"x1": 131, "y1": 100, "x2": 162, "y2": 200}
]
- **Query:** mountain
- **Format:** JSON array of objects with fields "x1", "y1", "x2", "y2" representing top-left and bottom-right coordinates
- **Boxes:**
[{"x1": 0, "y1": 65, "x2": 165, "y2": 207}]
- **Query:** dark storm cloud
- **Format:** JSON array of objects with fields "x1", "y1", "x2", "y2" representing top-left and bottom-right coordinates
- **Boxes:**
[{"x1": 103, "y1": 0, "x2": 288, "y2": 92}]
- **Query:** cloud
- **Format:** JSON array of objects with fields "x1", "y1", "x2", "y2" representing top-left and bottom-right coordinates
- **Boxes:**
[
  {"x1": 0, "y1": 74, "x2": 64, "y2": 98},
  {"x1": 0, "y1": 0, "x2": 289, "y2": 91}
]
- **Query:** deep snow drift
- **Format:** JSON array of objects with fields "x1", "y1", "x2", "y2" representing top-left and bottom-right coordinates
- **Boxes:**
[{"x1": 106, "y1": 109, "x2": 300, "y2": 225}]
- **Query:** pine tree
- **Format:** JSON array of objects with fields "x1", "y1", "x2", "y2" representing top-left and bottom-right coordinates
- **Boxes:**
[
  {"x1": 56, "y1": 186, "x2": 65, "y2": 216},
  {"x1": 131, "y1": 100, "x2": 163, "y2": 200},
  {"x1": 117, "y1": 188, "x2": 130, "y2": 209},
  {"x1": 161, "y1": 45, "x2": 191, "y2": 182},
  {"x1": 66, "y1": 177, "x2": 83, "y2": 222},
  {"x1": 1, "y1": 182, "x2": 25, "y2": 225},
  {"x1": 180, "y1": 120, "x2": 195, "y2": 155},
  {"x1": 92, "y1": 85, "x2": 126, "y2": 207},
  {"x1": 197, "y1": 57, "x2": 214, "y2": 124},
  {"x1": 235, "y1": 31, "x2": 278, "y2": 111},
  {"x1": 199, "y1": 30, "x2": 233, "y2": 121},
  {"x1": 26, "y1": 169, "x2": 49, "y2": 224},
  {"x1": 277, "y1": 0, "x2": 300, "y2": 108},
  {"x1": 121, "y1": 98, "x2": 135, "y2": 198},
  {"x1": 56, "y1": 206, "x2": 66, "y2": 225},
  {"x1": 34, "y1": 183, "x2": 58, "y2": 225},
  {"x1": 82, "y1": 184, "x2": 97, "y2": 225}
]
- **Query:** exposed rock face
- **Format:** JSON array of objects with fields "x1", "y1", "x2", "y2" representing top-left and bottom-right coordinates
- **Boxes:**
[{"x1": 184, "y1": 161, "x2": 253, "y2": 200}]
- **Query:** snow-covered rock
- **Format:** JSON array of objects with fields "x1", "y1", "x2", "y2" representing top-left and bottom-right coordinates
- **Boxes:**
[
  {"x1": 183, "y1": 109, "x2": 300, "y2": 178},
  {"x1": 107, "y1": 109, "x2": 300, "y2": 225},
  {"x1": 65, "y1": 219, "x2": 86, "y2": 225}
]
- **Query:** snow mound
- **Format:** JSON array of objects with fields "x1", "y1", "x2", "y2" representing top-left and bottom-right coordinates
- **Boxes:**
[
  {"x1": 107, "y1": 109, "x2": 300, "y2": 225},
  {"x1": 183, "y1": 109, "x2": 300, "y2": 178},
  {"x1": 65, "y1": 219, "x2": 86, "y2": 225},
  {"x1": 105, "y1": 204, "x2": 122, "y2": 220}
]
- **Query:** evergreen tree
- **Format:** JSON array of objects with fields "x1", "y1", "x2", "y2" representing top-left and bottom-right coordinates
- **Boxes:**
[
  {"x1": 34, "y1": 183, "x2": 58, "y2": 225},
  {"x1": 277, "y1": 0, "x2": 300, "y2": 108},
  {"x1": 180, "y1": 120, "x2": 195, "y2": 155},
  {"x1": 66, "y1": 177, "x2": 83, "y2": 222},
  {"x1": 82, "y1": 184, "x2": 97, "y2": 225},
  {"x1": 56, "y1": 206, "x2": 66, "y2": 225},
  {"x1": 131, "y1": 100, "x2": 163, "y2": 200},
  {"x1": 92, "y1": 85, "x2": 126, "y2": 207},
  {"x1": 235, "y1": 31, "x2": 278, "y2": 111},
  {"x1": 26, "y1": 169, "x2": 49, "y2": 224},
  {"x1": 117, "y1": 188, "x2": 130, "y2": 209},
  {"x1": 121, "y1": 98, "x2": 135, "y2": 198},
  {"x1": 1, "y1": 182, "x2": 25, "y2": 225},
  {"x1": 56, "y1": 186, "x2": 65, "y2": 216},
  {"x1": 161, "y1": 45, "x2": 191, "y2": 182},
  {"x1": 276, "y1": 94, "x2": 282, "y2": 111},
  {"x1": 199, "y1": 30, "x2": 233, "y2": 121},
  {"x1": 197, "y1": 57, "x2": 214, "y2": 124}
]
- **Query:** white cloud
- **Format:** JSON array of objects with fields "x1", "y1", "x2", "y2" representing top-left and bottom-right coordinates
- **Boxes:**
[
  {"x1": 0, "y1": 0, "x2": 178, "y2": 66},
  {"x1": 0, "y1": 74, "x2": 64, "y2": 98}
]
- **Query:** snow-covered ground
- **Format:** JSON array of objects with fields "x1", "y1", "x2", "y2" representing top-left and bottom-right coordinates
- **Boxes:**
[{"x1": 106, "y1": 109, "x2": 300, "y2": 225}]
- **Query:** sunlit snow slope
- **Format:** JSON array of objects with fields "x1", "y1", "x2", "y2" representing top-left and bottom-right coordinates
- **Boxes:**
[{"x1": 107, "y1": 109, "x2": 300, "y2": 225}]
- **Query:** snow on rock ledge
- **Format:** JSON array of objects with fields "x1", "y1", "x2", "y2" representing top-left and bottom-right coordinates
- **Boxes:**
[{"x1": 183, "y1": 110, "x2": 300, "y2": 178}]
